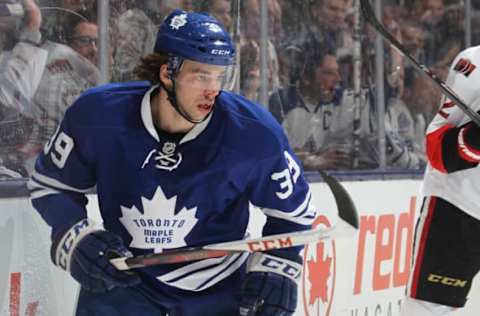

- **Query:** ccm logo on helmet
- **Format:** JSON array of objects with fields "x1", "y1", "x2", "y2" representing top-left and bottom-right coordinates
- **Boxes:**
[{"x1": 211, "y1": 49, "x2": 231, "y2": 55}]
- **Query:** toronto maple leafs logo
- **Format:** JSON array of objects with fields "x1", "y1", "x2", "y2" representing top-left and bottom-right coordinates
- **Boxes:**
[
  {"x1": 170, "y1": 14, "x2": 187, "y2": 30},
  {"x1": 302, "y1": 215, "x2": 336, "y2": 316},
  {"x1": 119, "y1": 186, "x2": 198, "y2": 253}
]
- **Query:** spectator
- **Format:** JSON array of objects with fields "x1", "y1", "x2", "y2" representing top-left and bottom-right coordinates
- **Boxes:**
[
  {"x1": 270, "y1": 44, "x2": 424, "y2": 171},
  {"x1": 24, "y1": 14, "x2": 100, "y2": 173},
  {"x1": 0, "y1": 6, "x2": 100, "y2": 175},
  {"x1": 57, "y1": 0, "x2": 95, "y2": 12},
  {"x1": 140, "y1": 0, "x2": 192, "y2": 25},
  {"x1": 242, "y1": 0, "x2": 282, "y2": 44},
  {"x1": 401, "y1": 21, "x2": 427, "y2": 82},
  {"x1": 279, "y1": 0, "x2": 353, "y2": 89},
  {"x1": 269, "y1": 49, "x2": 364, "y2": 170},
  {"x1": 0, "y1": 0, "x2": 47, "y2": 176},
  {"x1": 436, "y1": 3, "x2": 464, "y2": 67},
  {"x1": 280, "y1": 1, "x2": 297, "y2": 41},
  {"x1": 419, "y1": 0, "x2": 445, "y2": 27},
  {"x1": 405, "y1": 68, "x2": 445, "y2": 125},
  {"x1": 0, "y1": 5, "x2": 17, "y2": 59},
  {"x1": 385, "y1": 84, "x2": 428, "y2": 171},
  {"x1": 417, "y1": 0, "x2": 462, "y2": 67},
  {"x1": 40, "y1": 0, "x2": 97, "y2": 43},
  {"x1": 360, "y1": 4, "x2": 405, "y2": 103},
  {"x1": 66, "y1": 18, "x2": 99, "y2": 66},
  {"x1": 112, "y1": 1, "x2": 156, "y2": 82},
  {"x1": 197, "y1": 0, "x2": 232, "y2": 31},
  {"x1": 239, "y1": 39, "x2": 261, "y2": 101},
  {"x1": 382, "y1": 4, "x2": 406, "y2": 100},
  {"x1": 241, "y1": 0, "x2": 281, "y2": 93},
  {"x1": 180, "y1": 0, "x2": 194, "y2": 12},
  {"x1": 305, "y1": 0, "x2": 351, "y2": 55},
  {"x1": 270, "y1": 48, "x2": 341, "y2": 122}
]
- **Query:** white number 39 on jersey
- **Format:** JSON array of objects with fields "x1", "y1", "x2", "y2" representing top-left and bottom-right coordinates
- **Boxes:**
[
  {"x1": 43, "y1": 126, "x2": 74, "y2": 169},
  {"x1": 271, "y1": 151, "x2": 300, "y2": 200}
]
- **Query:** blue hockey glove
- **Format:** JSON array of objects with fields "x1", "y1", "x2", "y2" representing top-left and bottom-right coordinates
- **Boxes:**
[
  {"x1": 52, "y1": 218, "x2": 141, "y2": 292},
  {"x1": 238, "y1": 251, "x2": 302, "y2": 316}
]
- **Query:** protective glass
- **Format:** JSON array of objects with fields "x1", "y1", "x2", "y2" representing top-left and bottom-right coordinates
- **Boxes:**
[{"x1": 174, "y1": 63, "x2": 235, "y2": 92}]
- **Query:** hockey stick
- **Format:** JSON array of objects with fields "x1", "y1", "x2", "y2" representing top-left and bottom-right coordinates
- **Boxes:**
[
  {"x1": 360, "y1": 0, "x2": 480, "y2": 127},
  {"x1": 110, "y1": 171, "x2": 358, "y2": 270}
]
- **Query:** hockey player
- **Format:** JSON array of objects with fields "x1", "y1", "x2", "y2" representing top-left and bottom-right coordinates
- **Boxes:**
[
  {"x1": 29, "y1": 9, "x2": 315, "y2": 316},
  {"x1": 401, "y1": 46, "x2": 480, "y2": 315}
]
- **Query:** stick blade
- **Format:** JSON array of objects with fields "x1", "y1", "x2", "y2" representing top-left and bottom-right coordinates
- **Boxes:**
[{"x1": 318, "y1": 170, "x2": 359, "y2": 229}]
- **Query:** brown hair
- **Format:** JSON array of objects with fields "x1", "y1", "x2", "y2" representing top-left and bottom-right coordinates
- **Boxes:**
[{"x1": 134, "y1": 52, "x2": 170, "y2": 84}]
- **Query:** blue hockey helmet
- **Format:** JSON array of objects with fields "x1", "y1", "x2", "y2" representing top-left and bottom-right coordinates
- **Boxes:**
[{"x1": 154, "y1": 9, "x2": 235, "y2": 66}]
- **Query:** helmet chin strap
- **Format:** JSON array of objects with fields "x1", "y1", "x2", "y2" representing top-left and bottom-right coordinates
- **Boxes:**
[{"x1": 158, "y1": 79, "x2": 206, "y2": 124}]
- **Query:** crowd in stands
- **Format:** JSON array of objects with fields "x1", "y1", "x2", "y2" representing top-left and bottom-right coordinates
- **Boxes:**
[{"x1": 0, "y1": 0, "x2": 476, "y2": 178}]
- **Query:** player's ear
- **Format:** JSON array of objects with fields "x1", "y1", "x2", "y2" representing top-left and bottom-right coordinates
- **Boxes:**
[{"x1": 159, "y1": 64, "x2": 173, "y2": 89}]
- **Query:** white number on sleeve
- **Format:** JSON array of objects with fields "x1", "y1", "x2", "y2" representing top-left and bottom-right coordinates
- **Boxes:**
[
  {"x1": 43, "y1": 125, "x2": 60, "y2": 155},
  {"x1": 43, "y1": 127, "x2": 74, "y2": 169},
  {"x1": 271, "y1": 151, "x2": 301, "y2": 200}
]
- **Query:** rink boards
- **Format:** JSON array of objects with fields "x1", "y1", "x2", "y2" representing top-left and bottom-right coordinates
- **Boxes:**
[{"x1": 1, "y1": 179, "x2": 479, "y2": 316}]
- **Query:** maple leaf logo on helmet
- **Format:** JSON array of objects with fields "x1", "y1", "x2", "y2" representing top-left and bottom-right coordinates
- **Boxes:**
[{"x1": 170, "y1": 14, "x2": 188, "y2": 30}]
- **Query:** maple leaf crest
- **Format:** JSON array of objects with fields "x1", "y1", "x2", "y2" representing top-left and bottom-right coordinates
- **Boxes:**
[
  {"x1": 170, "y1": 14, "x2": 187, "y2": 30},
  {"x1": 307, "y1": 242, "x2": 332, "y2": 305},
  {"x1": 119, "y1": 186, "x2": 198, "y2": 252}
]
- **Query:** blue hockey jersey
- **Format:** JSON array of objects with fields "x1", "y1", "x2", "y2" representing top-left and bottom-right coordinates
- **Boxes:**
[{"x1": 28, "y1": 82, "x2": 316, "y2": 292}]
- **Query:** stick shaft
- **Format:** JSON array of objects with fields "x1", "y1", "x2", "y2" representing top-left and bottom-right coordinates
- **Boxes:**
[{"x1": 110, "y1": 222, "x2": 354, "y2": 270}]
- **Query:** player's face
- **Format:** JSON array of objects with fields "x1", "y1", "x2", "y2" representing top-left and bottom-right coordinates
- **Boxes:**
[{"x1": 174, "y1": 60, "x2": 227, "y2": 121}]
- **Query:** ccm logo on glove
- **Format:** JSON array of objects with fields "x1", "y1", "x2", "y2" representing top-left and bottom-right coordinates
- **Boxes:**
[
  {"x1": 55, "y1": 218, "x2": 100, "y2": 270},
  {"x1": 248, "y1": 252, "x2": 302, "y2": 283}
]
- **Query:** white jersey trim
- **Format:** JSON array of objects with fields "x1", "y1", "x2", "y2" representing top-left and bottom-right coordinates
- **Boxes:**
[
  {"x1": 140, "y1": 85, "x2": 213, "y2": 145},
  {"x1": 29, "y1": 171, "x2": 93, "y2": 195},
  {"x1": 30, "y1": 187, "x2": 61, "y2": 199},
  {"x1": 257, "y1": 190, "x2": 316, "y2": 225},
  {"x1": 156, "y1": 251, "x2": 248, "y2": 291},
  {"x1": 140, "y1": 85, "x2": 160, "y2": 142}
]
